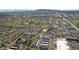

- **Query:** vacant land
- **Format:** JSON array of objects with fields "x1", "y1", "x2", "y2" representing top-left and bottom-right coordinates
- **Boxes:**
[
  {"x1": 68, "y1": 17, "x2": 79, "y2": 27},
  {"x1": 5, "y1": 20, "x2": 24, "y2": 27}
]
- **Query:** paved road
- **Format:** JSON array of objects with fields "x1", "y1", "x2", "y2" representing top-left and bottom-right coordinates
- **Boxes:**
[
  {"x1": 36, "y1": 34, "x2": 43, "y2": 47},
  {"x1": 48, "y1": 35, "x2": 54, "y2": 50}
]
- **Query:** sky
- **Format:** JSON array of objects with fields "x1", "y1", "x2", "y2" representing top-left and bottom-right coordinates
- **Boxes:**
[{"x1": 0, "y1": 0, "x2": 79, "y2": 10}]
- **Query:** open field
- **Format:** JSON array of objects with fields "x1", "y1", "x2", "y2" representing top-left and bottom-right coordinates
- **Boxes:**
[
  {"x1": 5, "y1": 20, "x2": 24, "y2": 27},
  {"x1": 68, "y1": 17, "x2": 79, "y2": 27}
]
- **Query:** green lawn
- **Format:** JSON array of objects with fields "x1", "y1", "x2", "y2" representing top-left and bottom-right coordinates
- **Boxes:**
[
  {"x1": 68, "y1": 17, "x2": 79, "y2": 27},
  {"x1": 5, "y1": 20, "x2": 24, "y2": 27},
  {"x1": 69, "y1": 20, "x2": 79, "y2": 25}
]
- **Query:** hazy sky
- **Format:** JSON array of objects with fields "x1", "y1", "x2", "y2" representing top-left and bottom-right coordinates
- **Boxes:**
[{"x1": 0, "y1": 0, "x2": 79, "y2": 10}]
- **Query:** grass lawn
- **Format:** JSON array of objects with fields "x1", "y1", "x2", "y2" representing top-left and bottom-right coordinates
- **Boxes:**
[
  {"x1": 69, "y1": 17, "x2": 79, "y2": 27},
  {"x1": 5, "y1": 20, "x2": 24, "y2": 27},
  {"x1": 69, "y1": 20, "x2": 79, "y2": 25},
  {"x1": 69, "y1": 19, "x2": 79, "y2": 26}
]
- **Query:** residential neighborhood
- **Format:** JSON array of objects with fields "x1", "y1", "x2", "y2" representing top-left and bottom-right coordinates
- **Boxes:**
[{"x1": 0, "y1": 9, "x2": 79, "y2": 50}]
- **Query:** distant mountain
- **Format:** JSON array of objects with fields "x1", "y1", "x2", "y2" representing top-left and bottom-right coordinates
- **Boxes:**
[
  {"x1": 0, "y1": 9, "x2": 79, "y2": 16},
  {"x1": 34, "y1": 9, "x2": 60, "y2": 14},
  {"x1": 61, "y1": 10, "x2": 79, "y2": 14}
]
